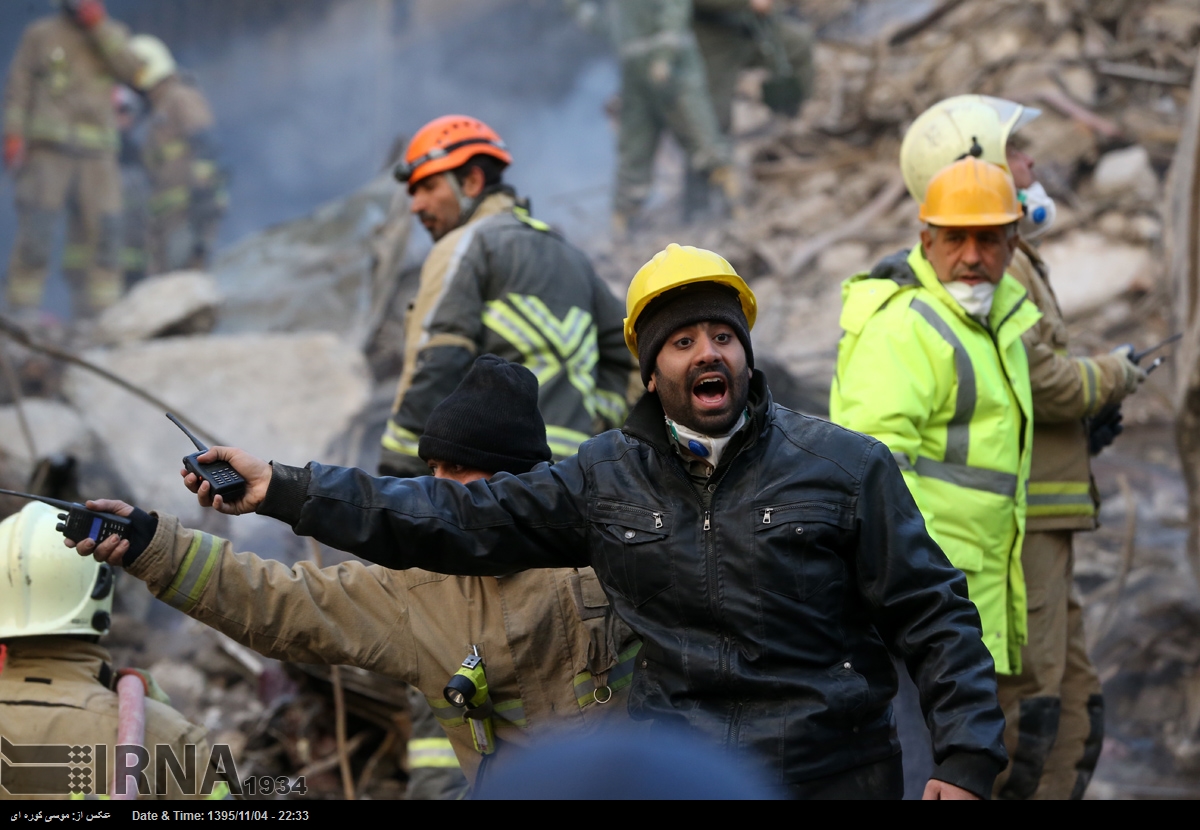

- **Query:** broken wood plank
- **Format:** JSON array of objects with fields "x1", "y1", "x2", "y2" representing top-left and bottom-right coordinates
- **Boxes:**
[{"x1": 1095, "y1": 60, "x2": 1191, "y2": 87}]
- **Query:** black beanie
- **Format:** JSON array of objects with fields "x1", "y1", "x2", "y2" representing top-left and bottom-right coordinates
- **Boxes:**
[
  {"x1": 635, "y1": 284, "x2": 754, "y2": 385},
  {"x1": 418, "y1": 355, "x2": 552, "y2": 475}
]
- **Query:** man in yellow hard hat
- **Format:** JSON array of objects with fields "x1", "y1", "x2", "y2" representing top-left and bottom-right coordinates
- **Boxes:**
[
  {"x1": 898, "y1": 95, "x2": 1146, "y2": 800},
  {"x1": 0, "y1": 501, "x2": 224, "y2": 800},
  {"x1": 127, "y1": 34, "x2": 225, "y2": 275},
  {"x1": 833, "y1": 157, "x2": 1041, "y2": 693},
  {"x1": 379, "y1": 114, "x2": 633, "y2": 478},
  {"x1": 100, "y1": 242, "x2": 1010, "y2": 799}
]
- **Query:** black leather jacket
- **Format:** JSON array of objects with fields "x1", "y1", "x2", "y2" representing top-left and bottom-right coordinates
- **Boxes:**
[{"x1": 261, "y1": 372, "x2": 1006, "y2": 795}]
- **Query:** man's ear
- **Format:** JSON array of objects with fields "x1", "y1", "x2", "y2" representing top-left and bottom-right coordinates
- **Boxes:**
[
  {"x1": 919, "y1": 227, "x2": 933, "y2": 256},
  {"x1": 647, "y1": 372, "x2": 657, "y2": 394},
  {"x1": 461, "y1": 165, "x2": 487, "y2": 199}
]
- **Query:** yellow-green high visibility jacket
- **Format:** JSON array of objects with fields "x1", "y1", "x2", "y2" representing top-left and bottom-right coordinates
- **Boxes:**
[{"x1": 830, "y1": 246, "x2": 1041, "y2": 675}]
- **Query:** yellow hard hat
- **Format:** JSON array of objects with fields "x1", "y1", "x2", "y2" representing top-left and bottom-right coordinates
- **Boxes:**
[
  {"x1": 0, "y1": 501, "x2": 114, "y2": 639},
  {"x1": 623, "y1": 243, "x2": 757, "y2": 355},
  {"x1": 130, "y1": 34, "x2": 177, "y2": 91},
  {"x1": 900, "y1": 94, "x2": 1040, "y2": 202},
  {"x1": 920, "y1": 157, "x2": 1021, "y2": 227}
]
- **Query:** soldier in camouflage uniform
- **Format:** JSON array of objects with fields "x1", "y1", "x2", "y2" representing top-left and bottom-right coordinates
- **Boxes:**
[
  {"x1": 685, "y1": 0, "x2": 814, "y2": 218},
  {"x1": 128, "y1": 35, "x2": 225, "y2": 275},
  {"x1": 610, "y1": 0, "x2": 735, "y2": 232},
  {"x1": 2, "y1": 0, "x2": 145, "y2": 319}
]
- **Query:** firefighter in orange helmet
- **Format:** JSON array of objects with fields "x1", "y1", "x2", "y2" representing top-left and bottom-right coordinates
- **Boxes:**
[{"x1": 379, "y1": 115, "x2": 633, "y2": 478}]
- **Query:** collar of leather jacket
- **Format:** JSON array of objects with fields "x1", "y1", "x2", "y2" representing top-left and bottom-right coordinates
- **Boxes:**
[{"x1": 622, "y1": 369, "x2": 771, "y2": 467}]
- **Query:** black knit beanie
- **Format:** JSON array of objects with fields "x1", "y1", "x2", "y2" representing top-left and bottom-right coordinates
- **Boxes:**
[
  {"x1": 635, "y1": 284, "x2": 754, "y2": 385},
  {"x1": 418, "y1": 355, "x2": 552, "y2": 475}
]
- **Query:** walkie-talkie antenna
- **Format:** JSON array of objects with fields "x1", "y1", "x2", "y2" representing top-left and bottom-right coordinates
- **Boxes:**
[
  {"x1": 0, "y1": 488, "x2": 76, "y2": 511},
  {"x1": 166, "y1": 412, "x2": 209, "y2": 452}
]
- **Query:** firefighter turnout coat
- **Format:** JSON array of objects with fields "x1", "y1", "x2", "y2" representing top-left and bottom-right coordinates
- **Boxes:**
[
  {"x1": 0, "y1": 638, "x2": 215, "y2": 800},
  {"x1": 124, "y1": 514, "x2": 641, "y2": 786},
  {"x1": 380, "y1": 189, "x2": 633, "y2": 476},
  {"x1": 831, "y1": 245, "x2": 1041, "y2": 675},
  {"x1": 1009, "y1": 241, "x2": 1128, "y2": 531}
]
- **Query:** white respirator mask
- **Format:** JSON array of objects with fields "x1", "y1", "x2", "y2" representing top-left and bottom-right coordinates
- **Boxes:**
[
  {"x1": 1018, "y1": 181, "x2": 1057, "y2": 240},
  {"x1": 666, "y1": 411, "x2": 747, "y2": 471},
  {"x1": 944, "y1": 280, "x2": 996, "y2": 322}
]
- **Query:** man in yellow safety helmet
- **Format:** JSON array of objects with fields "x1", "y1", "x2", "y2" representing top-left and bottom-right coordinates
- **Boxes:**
[
  {"x1": 894, "y1": 95, "x2": 1147, "y2": 799},
  {"x1": 109, "y1": 242, "x2": 1011, "y2": 798},
  {"x1": 378, "y1": 114, "x2": 633, "y2": 478},
  {"x1": 832, "y1": 158, "x2": 1042, "y2": 709}
]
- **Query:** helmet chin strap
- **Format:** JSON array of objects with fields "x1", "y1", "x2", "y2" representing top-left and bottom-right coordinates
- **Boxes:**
[{"x1": 444, "y1": 172, "x2": 482, "y2": 230}]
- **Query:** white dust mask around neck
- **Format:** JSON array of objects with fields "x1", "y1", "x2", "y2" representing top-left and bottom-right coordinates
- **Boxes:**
[
  {"x1": 944, "y1": 280, "x2": 996, "y2": 322},
  {"x1": 666, "y1": 411, "x2": 747, "y2": 471}
]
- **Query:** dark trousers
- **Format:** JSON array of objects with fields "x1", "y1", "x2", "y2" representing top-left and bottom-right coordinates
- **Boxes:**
[{"x1": 786, "y1": 755, "x2": 905, "y2": 800}]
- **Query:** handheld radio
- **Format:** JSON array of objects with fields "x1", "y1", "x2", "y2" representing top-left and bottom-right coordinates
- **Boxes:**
[
  {"x1": 0, "y1": 488, "x2": 130, "y2": 544},
  {"x1": 166, "y1": 413, "x2": 247, "y2": 500}
]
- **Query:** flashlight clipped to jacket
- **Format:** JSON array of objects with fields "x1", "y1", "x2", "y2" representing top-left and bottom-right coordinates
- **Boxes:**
[{"x1": 444, "y1": 646, "x2": 496, "y2": 755}]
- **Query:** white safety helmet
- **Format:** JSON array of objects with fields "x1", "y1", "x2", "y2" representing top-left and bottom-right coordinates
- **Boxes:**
[
  {"x1": 130, "y1": 34, "x2": 177, "y2": 91},
  {"x1": 0, "y1": 501, "x2": 114, "y2": 639},
  {"x1": 900, "y1": 94, "x2": 1041, "y2": 203}
]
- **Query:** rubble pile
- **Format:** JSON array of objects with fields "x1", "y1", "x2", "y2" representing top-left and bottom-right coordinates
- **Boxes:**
[
  {"x1": 0, "y1": 0, "x2": 1197, "y2": 800},
  {"x1": 590, "y1": 0, "x2": 1198, "y2": 418}
]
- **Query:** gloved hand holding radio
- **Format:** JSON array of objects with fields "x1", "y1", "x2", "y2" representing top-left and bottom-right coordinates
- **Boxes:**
[
  {"x1": 181, "y1": 446, "x2": 272, "y2": 515},
  {"x1": 65, "y1": 499, "x2": 158, "y2": 567},
  {"x1": 1112, "y1": 343, "x2": 1148, "y2": 397}
]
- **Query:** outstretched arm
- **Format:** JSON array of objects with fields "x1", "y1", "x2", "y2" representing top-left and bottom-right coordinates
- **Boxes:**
[
  {"x1": 72, "y1": 500, "x2": 419, "y2": 677},
  {"x1": 181, "y1": 446, "x2": 592, "y2": 575}
]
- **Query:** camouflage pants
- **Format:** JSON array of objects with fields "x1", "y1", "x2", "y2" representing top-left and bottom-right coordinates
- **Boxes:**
[
  {"x1": 6, "y1": 146, "x2": 123, "y2": 317},
  {"x1": 693, "y1": 15, "x2": 815, "y2": 134},
  {"x1": 993, "y1": 531, "x2": 1104, "y2": 800},
  {"x1": 684, "y1": 16, "x2": 814, "y2": 217},
  {"x1": 614, "y1": 44, "x2": 730, "y2": 217}
]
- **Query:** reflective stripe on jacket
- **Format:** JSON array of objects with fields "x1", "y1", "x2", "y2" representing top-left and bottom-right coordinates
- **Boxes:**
[
  {"x1": 831, "y1": 245, "x2": 1041, "y2": 675},
  {"x1": 1008, "y1": 242, "x2": 1126, "y2": 532},
  {"x1": 125, "y1": 514, "x2": 640, "y2": 787}
]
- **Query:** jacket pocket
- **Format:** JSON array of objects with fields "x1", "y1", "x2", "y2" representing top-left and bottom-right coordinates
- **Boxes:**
[
  {"x1": 587, "y1": 500, "x2": 672, "y2": 608},
  {"x1": 752, "y1": 501, "x2": 853, "y2": 602}
]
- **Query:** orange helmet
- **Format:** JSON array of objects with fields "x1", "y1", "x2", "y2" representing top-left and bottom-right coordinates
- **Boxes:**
[{"x1": 394, "y1": 115, "x2": 512, "y2": 190}]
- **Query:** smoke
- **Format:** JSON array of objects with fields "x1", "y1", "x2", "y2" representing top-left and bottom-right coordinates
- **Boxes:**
[{"x1": 0, "y1": 0, "x2": 617, "y2": 315}]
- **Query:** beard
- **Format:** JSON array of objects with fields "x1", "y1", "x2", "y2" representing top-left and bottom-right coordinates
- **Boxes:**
[{"x1": 653, "y1": 362, "x2": 751, "y2": 435}]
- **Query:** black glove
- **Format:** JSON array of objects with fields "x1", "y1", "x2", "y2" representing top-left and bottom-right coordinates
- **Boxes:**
[
  {"x1": 121, "y1": 507, "x2": 159, "y2": 567},
  {"x1": 1088, "y1": 405, "x2": 1124, "y2": 456}
]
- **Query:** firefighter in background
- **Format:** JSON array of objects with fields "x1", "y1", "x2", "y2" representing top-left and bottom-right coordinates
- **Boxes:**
[
  {"x1": 113, "y1": 84, "x2": 150, "y2": 286},
  {"x1": 2, "y1": 0, "x2": 145, "y2": 320},
  {"x1": 0, "y1": 501, "x2": 222, "y2": 800},
  {"x1": 127, "y1": 35, "x2": 225, "y2": 275},
  {"x1": 379, "y1": 114, "x2": 632, "y2": 478}
]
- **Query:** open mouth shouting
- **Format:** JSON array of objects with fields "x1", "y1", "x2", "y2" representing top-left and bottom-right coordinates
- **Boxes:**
[{"x1": 692, "y1": 371, "x2": 730, "y2": 412}]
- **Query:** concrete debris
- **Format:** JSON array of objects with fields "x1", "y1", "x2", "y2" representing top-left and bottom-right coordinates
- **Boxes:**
[
  {"x1": 0, "y1": 399, "x2": 89, "y2": 485},
  {"x1": 1092, "y1": 145, "x2": 1159, "y2": 202},
  {"x1": 1040, "y1": 231, "x2": 1155, "y2": 317},
  {"x1": 94, "y1": 271, "x2": 222, "y2": 347}
]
